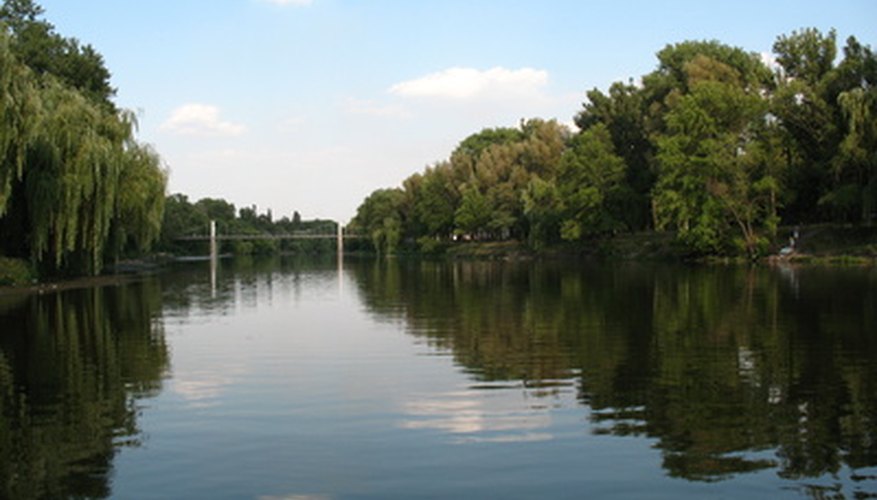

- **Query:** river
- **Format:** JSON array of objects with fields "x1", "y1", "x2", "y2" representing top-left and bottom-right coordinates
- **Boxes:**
[{"x1": 0, "y1": 257, "x2": 874, "y2": 499}]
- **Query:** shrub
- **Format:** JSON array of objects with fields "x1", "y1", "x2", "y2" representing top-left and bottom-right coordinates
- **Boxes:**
[{"x1": 0, "y1": 257, "x2": 35, "y2": 286}]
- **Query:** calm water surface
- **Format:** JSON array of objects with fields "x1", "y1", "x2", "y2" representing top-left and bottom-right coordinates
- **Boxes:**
[{"x1": 0, "y1": 257, "x2": 875, "y2": 499}]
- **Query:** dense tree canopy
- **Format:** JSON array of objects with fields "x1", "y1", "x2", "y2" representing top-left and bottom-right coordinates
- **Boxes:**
[
  {"x1": 0, "y1": 1, "x2": 166, "y2": 276},
  {"x1": 353, "y1": 29, "x2": 877, "y2": 258},
  {"x1": 0, "y1": 0, "x2": 115, "y2": 108}
]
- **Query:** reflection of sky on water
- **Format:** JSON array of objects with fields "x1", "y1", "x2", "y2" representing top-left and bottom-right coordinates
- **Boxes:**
[
  {"x1": 400, "y1": 388, "x2": 574, "y2": 444},
  {"x1": 107, "y1": 259, "x2": 877, "y2": 499},
  {"x1": 258, "y1": 495, "x2": 332, "y2": 500},
  {"x1": 172, "y1": 366, "x2": 245, "y2": 409}
]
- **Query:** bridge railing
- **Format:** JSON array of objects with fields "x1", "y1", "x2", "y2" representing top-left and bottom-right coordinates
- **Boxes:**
[{"x1": 174, "y1": 232, "x2": 363, "y2": 241}]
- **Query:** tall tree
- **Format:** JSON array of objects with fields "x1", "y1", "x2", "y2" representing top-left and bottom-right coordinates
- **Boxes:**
[
  {"x1": 576, "y1": 81, "x2": 654, "y2": 230},
  {"x1": 1, "y1": 0, "x2": 115, "y2": 108},
  {"x1": 773, "y1": 28, "x2": 837, "y2": 85},
  {"x1": 351, "y1": 188, "x2": 405, "y2": 254},
  {"x1": 653, "y1": 80, "x2": 776, "y2": 257},
  {"x1": 0, "y1": 31, "x2": 38, "y2": 215},
  {"x1": 772, "y1": 30, "x2": 877, "y2": 223},
  {"x1": 0, "y1": 5, "x2": 166, "y2": 276},
  {"x1": 555, "y1": 123, "x2": 627, "y2": 241}
]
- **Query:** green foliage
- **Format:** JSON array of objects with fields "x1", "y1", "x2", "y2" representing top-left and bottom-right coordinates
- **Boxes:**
[
  {"x1": 556, "y1": 123, "x2": 627, "y2": 240},
  {"x1": 408, "y1": 165, "x2": 457, "y2": 238},
  {"x1": 0, "y1": 32, "x2": 38, "y2": 215},
  {"x1": 771, "y1": 30, "x2": 877, "y2": 223},
  {"x1": 0, "y1": 278, "x2": 168, "y2": 497},
  {"x1": 158, "y1": 193, "x2": 336, "y2": 256},
  {"x1": 451, "y1": 126, "x2": 523, "y2": 160},
  {"x1": 0, "y1": 255, "x2": 31, "y2": 285},
  {"x1": 454, "y1": 185, "x2": 492, "y2": 237},
  {"x1": 158, "y1": 194, "x2": 208, "y2": 252},
  {"x1": 773, "y1": 28, "x2": 837, "y2": 85},
  {"x1": 576, "y1": 81, "x2": 654, "y2": 230},
  {"x1": 350, "y1": 188, "x2": 405, "y2": 254},
  {"x1": 353, "y1": 260, "x2": 877, "y2": 484},
  {"x1": 113, "y1": 143, "x2": 166, "y2": 256},
  {"x1": 1, "y1": 0, "x2": 115, "y2": 108},
  {"x1": 0, "y1": 5, "x2": 166, "y2": 277},
  {"x1": 653, "y1": 78, "x2": 776, "y2": 257},
  {"x1": 352, "y1": 29, "x2": 876, "y2": 258},
  {"x1": 522, "y1": 176, "x2": 561, "y2": 249},
  {"x1": 416, "y1": 235, "x2": 447, "y2": 254}
]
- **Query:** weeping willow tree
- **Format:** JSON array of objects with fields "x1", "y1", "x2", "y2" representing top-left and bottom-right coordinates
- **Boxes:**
[
  {"x1": 0, "y1": 30, "x2": 167, "y2": 276},
  {"x1": 0, "y1": 32, "x2": 38, "y2": 214},
  {"x1": 111, "y1": 139, "x2": 166, "y2": 260}
]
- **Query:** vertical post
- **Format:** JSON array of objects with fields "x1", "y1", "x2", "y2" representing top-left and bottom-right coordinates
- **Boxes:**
[
  {"x1": 336, "y1": 221, "x2": 344, "y2": 294},
  {"x1": 209, "y1": 220, "x2": 217, "y2": 260},
  {"x1": 209, "y1": 220, "x2": 217, "y2": 298}
]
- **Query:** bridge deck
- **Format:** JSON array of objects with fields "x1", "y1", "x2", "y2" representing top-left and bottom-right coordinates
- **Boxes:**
[{"x1": 175, "y1": 233, "x2": 364, "y2": 241}]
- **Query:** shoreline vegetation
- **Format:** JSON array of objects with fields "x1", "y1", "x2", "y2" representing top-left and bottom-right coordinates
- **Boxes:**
[
  {"x1": 2, "y1": 223, "x2": 873, "y2": 294},
  {"x1": 2, "y1": 1, "x2": 876, "y2": 289},
  {"x1": 431, "y1": 223, "x2": 877, "y2": 264},
  {"x1": 348, "y1": 29, "x2": 877, "y2": 264}
]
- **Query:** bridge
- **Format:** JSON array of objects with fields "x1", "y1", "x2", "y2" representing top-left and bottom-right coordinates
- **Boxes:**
[{"x1": 176, "y1": 220, "x2": 363, "y2": 259}]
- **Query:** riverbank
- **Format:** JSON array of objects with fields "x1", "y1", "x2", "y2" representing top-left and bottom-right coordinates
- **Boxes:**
[
  {"x1": 444, "y1": 224, "x2": 877, "y2": 264},
  {"x1": 0, "y1": 254, "x2": 174, "y2": 296},
  {"x1": 2, "y1": 224, "x2": 874, "y2": 294}
]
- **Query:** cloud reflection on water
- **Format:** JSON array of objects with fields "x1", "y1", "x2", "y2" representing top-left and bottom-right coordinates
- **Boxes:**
[{"x1": 399, "y1": 389, "x2": 556, "y2": 444}]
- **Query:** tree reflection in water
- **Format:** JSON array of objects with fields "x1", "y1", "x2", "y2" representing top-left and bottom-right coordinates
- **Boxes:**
[
  {"x1": 0, "y1": 257, "x2": 873, "y2": 498},
  {"x1": 350, "y1": 259, "x2": 876, "y2": 486},
  {"x1": 0, "y1": 279, "x2": 169, "y2": 499}
]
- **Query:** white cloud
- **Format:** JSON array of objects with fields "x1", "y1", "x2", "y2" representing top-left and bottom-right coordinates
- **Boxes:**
[
  {"x1": 160, "y1": 103, "x2": 245, "y2": 137},
  {"x1": 389, "y1": 66, "x2": 549, "y2": 100}
]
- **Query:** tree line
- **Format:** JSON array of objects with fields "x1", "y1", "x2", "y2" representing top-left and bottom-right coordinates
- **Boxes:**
[
  {"x1": 351, "y1": 29, "x2": 877, "y2": 258},
  {"x1": 0, "y1": 0, "x2": 166, "y2": 277},
  {"x1": 158, "y1": 193, "x2": 338, "y2": 256}
]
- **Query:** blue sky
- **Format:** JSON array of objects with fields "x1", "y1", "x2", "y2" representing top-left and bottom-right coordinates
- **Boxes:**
[{"x1": 38, "y1": 0, "x2": 877, "y2": 223}]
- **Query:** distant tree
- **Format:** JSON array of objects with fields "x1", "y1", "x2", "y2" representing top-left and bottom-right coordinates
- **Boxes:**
[
  {"x1": 351, "y1": 188, "x2": 405, "y2": 254},
  {"x1": 159, "y1": 194, "x2": 207, "y2": 250},
  {"x1": 194, "y1": 198, "x2": 235, "y2": 229}
]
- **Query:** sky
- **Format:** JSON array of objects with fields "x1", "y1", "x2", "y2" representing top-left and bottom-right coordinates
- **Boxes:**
[{"x1": 37, "y1": 0, "x2": 877, "y2": 224}]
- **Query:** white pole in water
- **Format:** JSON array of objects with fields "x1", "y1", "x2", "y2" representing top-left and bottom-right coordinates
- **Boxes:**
[
  {"x1": 209, "y1": 220, "x2": 217, "y2": 298},
  {"x1": 336, "y1": 221, "x2": 344, "y2": 294},
  {"x1": 209, "y1": 220, "x2": 217, "y2": 260}
]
